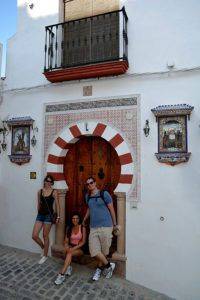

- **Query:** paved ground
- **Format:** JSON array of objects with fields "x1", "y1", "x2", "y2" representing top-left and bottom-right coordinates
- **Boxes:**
[{"x1": 0, "y1": 245, "x2": 174, "y2": 300}]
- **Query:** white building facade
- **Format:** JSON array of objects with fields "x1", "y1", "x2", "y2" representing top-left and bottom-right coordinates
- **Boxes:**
[{"x1": 0, "y1": 1, "x2": 200, "y2": 299}]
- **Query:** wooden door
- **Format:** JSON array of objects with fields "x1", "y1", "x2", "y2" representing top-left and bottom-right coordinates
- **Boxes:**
[{"x1": 64, "y1": 136, "x2": 121, "y2": 223}]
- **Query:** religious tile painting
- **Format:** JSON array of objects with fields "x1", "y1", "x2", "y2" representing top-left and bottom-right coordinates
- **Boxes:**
[
  {"x1": 11, "y1": 126, "x2": 30, "y2": 155},
  {"x1": 158, "y1": 115, "x2": 187, "y2": 153}
]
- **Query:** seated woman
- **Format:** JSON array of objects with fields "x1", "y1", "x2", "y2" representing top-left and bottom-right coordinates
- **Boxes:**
[{"x1": 55, "y1": 212, "x2": 86, "y2": 285}]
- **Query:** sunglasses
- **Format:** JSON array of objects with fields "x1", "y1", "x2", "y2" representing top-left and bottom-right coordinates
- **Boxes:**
[
  {"x1": 86, "y1": 181, "x2": 94, "y2": 186},
  {"x1": 45, "y1": 179, "x2": 53, "y2": 183}
]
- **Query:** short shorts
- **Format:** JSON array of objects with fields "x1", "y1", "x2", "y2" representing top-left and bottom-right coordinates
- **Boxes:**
[
  {"x1": 89, "y1": 227, "x2": 113, "y2": 257},
  {"x1": 36, "y1": 213, "x2": 52, "y2": 224},
  {"x1": 69, "y1": 243, "x2": 86, "y2": 252}
]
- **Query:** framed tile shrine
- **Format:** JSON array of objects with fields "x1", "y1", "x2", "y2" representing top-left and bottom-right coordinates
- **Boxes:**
[
  {"x1": 158, "y1": 115, "x2": 187, "y2": 154},
  {"x1": 6, "y1": 117, "x2": 34, "y2": 165},
  {"x1": 11, "y1": 125, "x2": 30, "y2": 156},
  {"x1": 151, "y1": 104, "x2": 194, "y2": 166}
]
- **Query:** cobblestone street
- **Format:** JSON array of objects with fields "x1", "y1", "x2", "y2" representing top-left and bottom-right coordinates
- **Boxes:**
[{"x1": 0, "y1": 245, "x2": 174, "y2": 300}]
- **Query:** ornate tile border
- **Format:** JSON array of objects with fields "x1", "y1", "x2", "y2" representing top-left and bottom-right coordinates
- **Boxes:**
[
  {"x1": 151, "y1": 104, "x2": 194, "y2": 120},
  {"x1": 155, "y1": 152, "x2": 191, "y2": 166},
  {"x1": 46, "y1": 97, "x2": 137, "y2": 113}
]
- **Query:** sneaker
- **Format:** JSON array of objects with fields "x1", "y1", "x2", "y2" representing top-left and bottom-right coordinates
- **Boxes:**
[
  {"x1": 104, "y1": 262, "x2": 116, "y2": 279},
  {"x1": 55, "y1": 274, "x2": 65, "y2": 285},
  {"x1": 92, "y1": 268, "x2": 102, "y2": 281},
  {"x1": 65, "y1": 265, "x2": 72, "y2": 276},
  {"x1": 38, "y1": 256, "x2": 48, "y2": 265}
]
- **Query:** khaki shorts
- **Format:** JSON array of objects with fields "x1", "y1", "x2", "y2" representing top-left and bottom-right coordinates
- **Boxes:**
[{"x1": 89, "y1": 227, "x2": 113, "y2": 257}]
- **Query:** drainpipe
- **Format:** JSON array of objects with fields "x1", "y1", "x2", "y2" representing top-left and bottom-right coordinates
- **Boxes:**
[
  {"x1": 0, "y1": 78, "x2": 5, "y2": 107},
  {"x1": 0, "y1": 42, "x2": 3, "y2": 106},
  {"x1": 0, "y1": 42, "x2": 2, "y2": 74}
]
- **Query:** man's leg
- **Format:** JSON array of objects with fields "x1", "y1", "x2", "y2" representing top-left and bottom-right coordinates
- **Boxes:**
[
  {"x1": 89, "y1": 223, "x2": 115, "y2": 280},
  {"x1": 95, "y1": 252, "x2": 108, "y2": 266},
  {"x1": 100, "y1": 227, "x2": 115, "y2": 278},
  {"x1": 89, "y1": 229, "x2": 104, "y2": 280}
]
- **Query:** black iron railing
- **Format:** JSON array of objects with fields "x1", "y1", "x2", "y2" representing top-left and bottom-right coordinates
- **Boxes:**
[{"x1": 44, "y1": 7, "x2": 128, "y2": 72}]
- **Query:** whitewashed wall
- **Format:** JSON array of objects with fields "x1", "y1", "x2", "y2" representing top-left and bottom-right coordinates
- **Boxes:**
[
  {"x1": 0, "y1": 1, "x2": 200, "y2": 300},
  {"x1": 0, "y1": 43, "x2": 3, "y2": 194},
  {"x1": 1, "y1": 73, "x2": 200, "y2": 300},
  {"x1": 5, "y1": 0, "x2": 200, "y2": 89}
]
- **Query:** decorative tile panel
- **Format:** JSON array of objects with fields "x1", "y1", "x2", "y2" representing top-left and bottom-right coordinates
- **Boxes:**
[{"x1": 44, "y1": 97, "x2": 139, "y2": 201}]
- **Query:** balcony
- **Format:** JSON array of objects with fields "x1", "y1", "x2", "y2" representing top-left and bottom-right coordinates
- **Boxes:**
[{"x1": 43, "y1": 8, "x2": 128, "y2": 83}]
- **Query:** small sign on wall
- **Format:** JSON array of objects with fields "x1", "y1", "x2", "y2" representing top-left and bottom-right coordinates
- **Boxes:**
[
  {"x1": 30, "y1": 172, "x2": 37, "y2": 179},
  {"x1": 83, "y1": 86, "x2": 92, "y2": 96}
]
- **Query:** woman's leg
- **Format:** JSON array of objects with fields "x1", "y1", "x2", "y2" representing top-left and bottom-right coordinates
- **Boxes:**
[
  {"x1": 60, "y1": 249, "x2": 83, "y2": 274},
  {"x1": 32, "y1": 221, "x2": 44, "y2": 249},
  {"x1": 43, "y1": 223, "x2": 52, "y2": 256}
]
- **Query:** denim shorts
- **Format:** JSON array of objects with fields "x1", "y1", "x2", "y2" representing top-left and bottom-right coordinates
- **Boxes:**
[{"x1": 36, "y1": 213, "x2": 52, "y2": 224}]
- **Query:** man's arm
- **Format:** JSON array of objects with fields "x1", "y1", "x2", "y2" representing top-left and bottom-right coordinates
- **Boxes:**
[
  {"x1": 82, "y1": 208, "x2": 90, "y2": 226},
  {"x1": 107, "y1": 202, "x2": 117, "y2": 226}
]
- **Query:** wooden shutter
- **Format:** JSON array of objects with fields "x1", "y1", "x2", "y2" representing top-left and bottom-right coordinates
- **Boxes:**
[{"x1": 63, "y1": 11, "x2": 119, "y2": 67}]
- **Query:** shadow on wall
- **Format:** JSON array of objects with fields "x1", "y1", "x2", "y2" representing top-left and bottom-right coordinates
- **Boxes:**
[
  {"x1": 0, "y1": 184, "x2": 10, "y2": 240},
  {"x1": 4, "y1": 0, "x2": 134, "y2": 89},
  {"x1": 5, "y1": 0, "x2": 63, "y2": 89}
]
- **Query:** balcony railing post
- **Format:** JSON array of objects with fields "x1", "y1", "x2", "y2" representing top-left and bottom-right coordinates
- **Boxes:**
[
  {"x1": 47, "y1": 28, "x2": 51, "y2": 70},
  {"x1": 50, "y1": 27, "x2": 54, "y2": 70},
  {"x1": 61, "y1": 23, "x2": 64, "y2": 68},
  {"x1": 44, "y1": 28, "x2": 48, "y2": 72},
  {"x1": 122, "y1": 7, "x2": 128, "y2": 62},
  {"x1": 55, "y1": 25, "x2": 58, "y2": 68}
]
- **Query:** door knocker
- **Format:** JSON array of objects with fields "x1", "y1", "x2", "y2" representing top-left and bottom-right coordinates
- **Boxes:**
[
  {"x1": 79, "y1": 165, "x2": 84, "y2": 172},
  {"x1": 98, "y1": 168, "x2": 105, "y2": 179}
]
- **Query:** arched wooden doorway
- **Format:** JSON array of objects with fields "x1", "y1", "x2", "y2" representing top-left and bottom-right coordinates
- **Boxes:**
[
  {"x1": 48, "y1": 121, "x2": 132, "y2": 272},
  {"x1": 64, "y1": 136, "x2": 121, "y2": 222}
]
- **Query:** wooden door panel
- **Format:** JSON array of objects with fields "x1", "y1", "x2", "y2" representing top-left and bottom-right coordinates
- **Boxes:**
[
  {"x1": 92, "y1": 137, "x2": 109, "y2": 190},
  {"x1": 110, "y1": 146, "x2": 121, "y2": 191},
  {"x1": 64, "y1": 136, "x2": 121, "y2": 223}
]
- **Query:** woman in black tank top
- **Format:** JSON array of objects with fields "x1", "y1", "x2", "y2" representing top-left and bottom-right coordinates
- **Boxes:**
[
  {"x1": 32, "y1": 175, "x2": 60, "y2": 265},
  {"x1": 38, "y1": 189, "x2": 55, "y2": 215}
]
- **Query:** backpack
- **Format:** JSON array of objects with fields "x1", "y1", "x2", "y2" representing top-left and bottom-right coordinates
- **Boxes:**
[{"x1": 86, "y1": 190, "x2": 108, "y2": 207}]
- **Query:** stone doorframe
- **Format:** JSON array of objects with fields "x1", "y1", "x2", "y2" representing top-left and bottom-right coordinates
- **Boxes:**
[{"x1": 46, "y1": 120, "x2": 134, "y2": 262}]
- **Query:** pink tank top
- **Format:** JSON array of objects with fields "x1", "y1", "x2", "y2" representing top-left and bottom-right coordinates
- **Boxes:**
[{"x1": 70, "y1": 225, "x2": 82, "y2": 245}]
